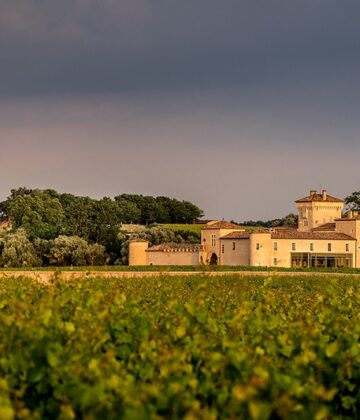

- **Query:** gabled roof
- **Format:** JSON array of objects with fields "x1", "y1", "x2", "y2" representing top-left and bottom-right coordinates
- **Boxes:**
[
  {"x1": 202, "y1": 221, "x2": 242, "y2": 230},
  {"x1": 311, "y1": 223, "x2": 336, "y2": 232},
  {"x1": 146, "y1": 243, "x2": 202, "y2": 252},
  {"x1": 295, "y1": 193, "x2": 343, "y2": 203},
  {"x1": 221, "y1": 231, "x2": 251, "y2": 240},
  {"x1": 335, "y1": 216, "x2": 360, "y2": 222}
]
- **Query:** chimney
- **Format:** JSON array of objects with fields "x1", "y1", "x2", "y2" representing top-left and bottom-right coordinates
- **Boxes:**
[
  {"x1": 322, "y1": 190, "x2": 327, "y2": 200},
  {"x1": 310, "y1": 190, "x2": 317, "y2": 196}
]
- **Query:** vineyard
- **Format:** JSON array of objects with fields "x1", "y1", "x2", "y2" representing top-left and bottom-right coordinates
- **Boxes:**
[{"x1": 0, "y1": 275, "x2": 359, "y2": 419}]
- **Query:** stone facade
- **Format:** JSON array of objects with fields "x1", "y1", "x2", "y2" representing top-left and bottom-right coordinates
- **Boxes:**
[
  {"x1": 296, "y1": 190, "x2": 344, "y2": 232},
  {"x1": 128, "y1": 190, "x2": 360, "y2": 268}
]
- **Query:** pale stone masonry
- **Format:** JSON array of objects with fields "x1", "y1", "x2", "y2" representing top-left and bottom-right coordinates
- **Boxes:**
[{"x1": 129, "y1": 190, "x2": 360, "y2": 269}]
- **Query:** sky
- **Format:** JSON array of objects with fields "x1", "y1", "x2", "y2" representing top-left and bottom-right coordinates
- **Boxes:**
[{"x1": 1, "y1": 0, "x2": 359, "y2": 221}]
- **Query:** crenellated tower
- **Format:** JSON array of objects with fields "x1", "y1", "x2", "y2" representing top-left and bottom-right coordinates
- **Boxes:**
[{"x1": 296, "y1": 190, "x2": 344, "y2": 232}]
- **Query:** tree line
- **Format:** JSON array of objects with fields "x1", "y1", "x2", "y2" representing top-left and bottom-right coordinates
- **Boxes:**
[
  {"x1": 0, "y1": 188, "x2": 203, "y2": 267},
  {"x1": 0, "y1": 188, "x2": 203, "y2": 228},
  {"x1": 240, "y1": 213, "x2": 299, "y2": 228}
]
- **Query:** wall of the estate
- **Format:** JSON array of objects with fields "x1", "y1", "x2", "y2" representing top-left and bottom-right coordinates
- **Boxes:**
[
  {"x1": 146, "y1": 251, "x2": 200, "y2": 266},
  {"x1": 249, "y1": 233, "x2": 272, "y2": 267},
  {"x1": 220, "y1": 239, "x2": 250, "y2": 266},
  {"x1": 336, "y1": 220, "x2": 360, "y2": 268}
]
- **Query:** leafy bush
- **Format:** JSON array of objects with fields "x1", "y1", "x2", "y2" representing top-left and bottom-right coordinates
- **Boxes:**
[
  {"x1": 47, "y1": 236, "x2": 107, "y2": 266},
  {"x1": 0, "y1": 275, "x2": 359, "y2": 418},
  {"x1": 0, "y1": 229, "x2": 41, "y2": 267}
]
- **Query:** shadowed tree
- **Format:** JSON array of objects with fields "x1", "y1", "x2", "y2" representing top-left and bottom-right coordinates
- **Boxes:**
[
  {"x1": 345, "y1": 191, "x2": 360, "y2": 212},
  {"x1": 8, "y1": 190, "x2": 65, "y2": 240}
]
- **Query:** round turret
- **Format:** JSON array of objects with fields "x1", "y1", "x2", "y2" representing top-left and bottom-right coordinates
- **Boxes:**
[{"x1": 129, "y1": 239, "x2": 149, "y2": 266}]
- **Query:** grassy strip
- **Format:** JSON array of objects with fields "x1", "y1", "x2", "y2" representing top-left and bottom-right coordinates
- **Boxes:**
[{"x1": 1, "y1": 265, "x2": 360, "y2": 274}]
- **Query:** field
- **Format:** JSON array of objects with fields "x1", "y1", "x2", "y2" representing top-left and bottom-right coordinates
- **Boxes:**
[
  {"x1": 0, "y1": 275, "x2": 359, "y2": 419},
  {"x1": 156, "y1": 224, "x2": 204, "y2": 235}
]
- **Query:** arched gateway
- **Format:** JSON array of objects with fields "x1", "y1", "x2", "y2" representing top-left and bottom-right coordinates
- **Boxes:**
[{"x1": 209, "y1": 253, "x2": 218, "y2": 265}]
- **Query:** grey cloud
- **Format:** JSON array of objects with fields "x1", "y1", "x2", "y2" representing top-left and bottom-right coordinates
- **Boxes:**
[
  {"x1": 0, "y1": 1, "x2": 359, "y2": 219},
  {"x1": 1, "y1": 0, "x2": 360, "y2": 97}
]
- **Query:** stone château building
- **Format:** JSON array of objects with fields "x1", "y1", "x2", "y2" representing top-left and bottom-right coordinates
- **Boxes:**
[{"x1": 129, "y1": 190, "x2": 360, "y2": 269}]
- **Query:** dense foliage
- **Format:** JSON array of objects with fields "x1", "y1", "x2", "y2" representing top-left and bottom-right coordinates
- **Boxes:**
[
  {"x1": 0, "y1": 188, "x2": 203, "y2": 267},
  {"x1": 0, "y1": 275, "x2": 359, "y2": 419},
  {"x1": 345, "y1": 191, "x2": 360, "y2": 212},
  {"x1": 240, "y1": 213, "x2": 299, "y2": 229},
  {"x1": 0, "y1": 188, "x2": 203, "y2": 227}
]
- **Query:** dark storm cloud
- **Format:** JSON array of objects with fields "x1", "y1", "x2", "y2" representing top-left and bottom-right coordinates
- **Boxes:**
[
  {"x1": 1, "y1": 1, "x2": 360, "y2": 219},
  {"x1": 1, "y1": 0, "x2": 360, "y2": 96}
]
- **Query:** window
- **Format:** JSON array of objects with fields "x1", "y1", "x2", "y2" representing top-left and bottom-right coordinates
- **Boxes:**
[
  {"x1": 304, "y1": 221, "x2": 308, "y2": 227},
  {"x1": 232, "y1": 242, "x2": 236, "y2": 251},
  {"x1": 292, "y1": 243, "x2": 296, "y2": 251},
  {"x1": 328, "y1": 243, "x2": 332, "y2": 252},
  {"x1": 273, "y1": 242, "x2": 278, "y2": 251},
  {"x1": 273, "y1": 258, "x2": 278, "y2": 266},
  {"x1": 221, "y1": 244, "x2": 224, "y2": 254},
  {"x1": 346, "y1": 243, "x2": 349, "y2": 252},
  {"x1": 310, "y1": 243, "x2": 314, "y2": 251},
  {"x1": 211, "y1": 235, "x2": 216, "y2": 247},
  {"x1": 256, "y1": 243, "x2": 260, "y2": 250}
]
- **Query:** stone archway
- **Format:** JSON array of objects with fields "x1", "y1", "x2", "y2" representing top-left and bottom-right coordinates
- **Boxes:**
[{"x1": 210, "y1": 253, "x2": 218, "y2": 265}]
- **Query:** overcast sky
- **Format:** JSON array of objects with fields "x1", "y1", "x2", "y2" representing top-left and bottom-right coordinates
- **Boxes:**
[{"x1": 1, "y1": 0, "x2": 359, "y2": 220}]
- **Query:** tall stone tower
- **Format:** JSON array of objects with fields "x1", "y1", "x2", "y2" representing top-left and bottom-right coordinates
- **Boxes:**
[{"x1": 295, "y1": 190, "x2": 344, "y2": 232}]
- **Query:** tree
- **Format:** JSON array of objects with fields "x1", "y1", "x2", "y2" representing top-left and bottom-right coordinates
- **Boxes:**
[
  {"x1": 88, "y1": 199, "x2": 122, "y2": 245},
  {"x1": 345, "y1": 191, "x2": 360, "y2": 212},
  {"x1": 116, "y1": 199, "x2": 141, "y2": 224},
  {"x1": 8, "y1": 190, "x2": 65, "y2": 240},
  {"x1": 0, "y1": 229, "x2": 41, "y2": 267},
  {"x1": 87, "y1": 243, "x2": 107, "y2": 266},
  {"x1": 241, "y1": 213, "x2": 299, "y2": 229},
  {"x1": 115, "y1": 194, "x2": 203, "y2": 224},
  {"x1": 282, "y1": 213, "x2": 298, "y2": 228},
  {"x1": 0, "y1": 187, "x2": 33, "y2": 221},
  {"x1": 48, "y1": 236, "x2": 106, "y2": 266},
  {"x1": 60, "y1": 194, "x2": 97, "y2": 239}
]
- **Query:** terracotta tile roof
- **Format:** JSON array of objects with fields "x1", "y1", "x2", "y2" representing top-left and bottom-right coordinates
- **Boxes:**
[
  {"x1": 312, "y1": 223, "x2": 336, "y2": 232},
  {"x1": 295, "y1": 193, "x2": 343, "y2": 203},
  {"x1": 202, "y1": 221, "x2": 242, "y2": 230},
  {"x1": 146, "y1": 243, "x2": 202, "y2": 252},
  {"x1": 271, "y1": 231, "x2": 355, "y2": 241},
  {"x1": 221, "y1": 231, "x2": 251, "y2": 239},
  {"x1": 335, "y1": 216, "x2": 360, "y2": 221}
]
